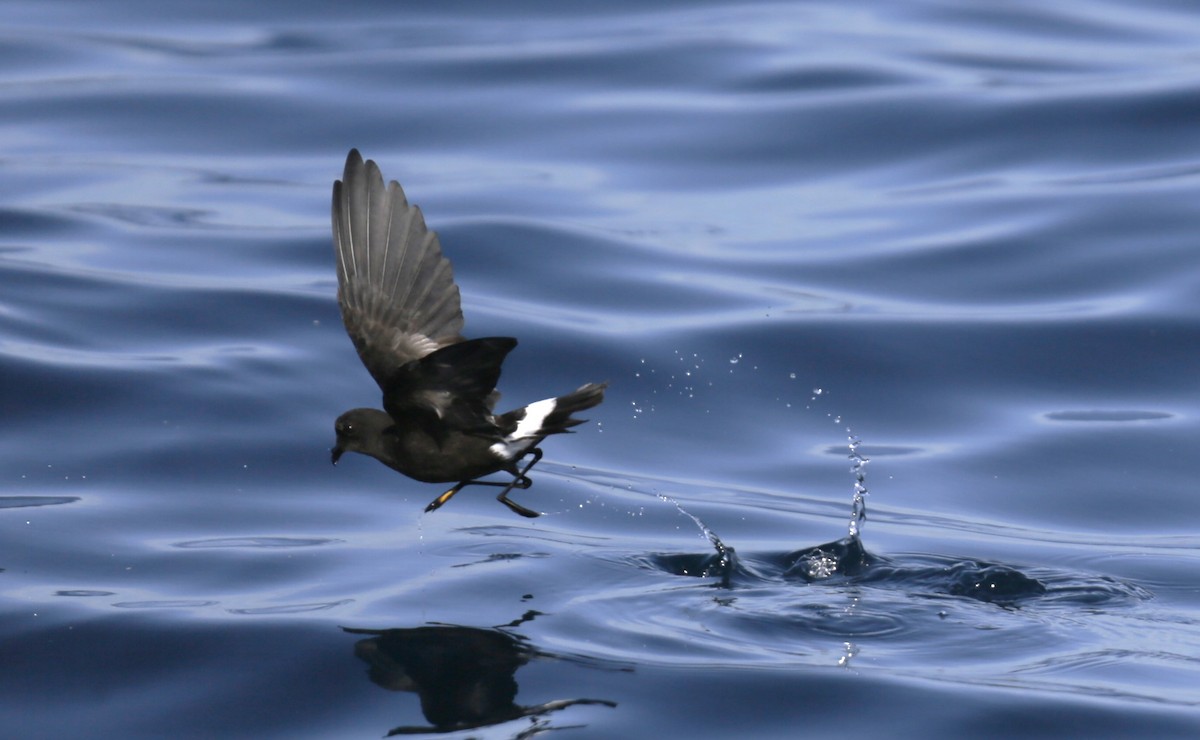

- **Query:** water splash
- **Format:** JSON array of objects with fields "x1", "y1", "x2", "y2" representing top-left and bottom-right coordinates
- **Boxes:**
[
  {"x1": 838, "y1": 642, "x2": 859, "y2": 668},
  {"x1": 658, "y1": 494, "x2": 737, "y2": 585},
  {"x1": 784, "y1": 535, "x2": 874, "y2": 582},
  {"x1": 804, "y1": 388, "x2": 871, "y2": 538},
  {"x1": 846, "y1": 434, "x2": 870, "y2": 538}
]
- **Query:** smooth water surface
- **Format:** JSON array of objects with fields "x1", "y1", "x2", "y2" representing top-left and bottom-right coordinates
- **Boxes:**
[{"x1": 3, "y1": 1, "x2": 1200, "y2": 737}]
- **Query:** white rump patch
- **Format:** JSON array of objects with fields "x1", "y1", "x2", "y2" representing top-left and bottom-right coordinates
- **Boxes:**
[
  {"x1": 489, "y1": 397, "x2": 557, "y2": 460},
  {"x1": 512, "y1": 397, "x2": 557, "y2": 439}
]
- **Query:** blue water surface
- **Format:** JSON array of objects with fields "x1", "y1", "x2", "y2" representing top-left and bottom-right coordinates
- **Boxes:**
[{"x1": 3, "y1": 1, "x2": 1200, "y2": 737}]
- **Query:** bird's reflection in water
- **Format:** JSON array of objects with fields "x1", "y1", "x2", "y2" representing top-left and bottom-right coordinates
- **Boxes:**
[{"x1": 345, "y1": 617, "x2": 617, "y2": 736}]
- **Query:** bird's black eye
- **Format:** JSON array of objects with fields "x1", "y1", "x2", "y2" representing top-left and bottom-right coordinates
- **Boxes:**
[{"x1": 337, "y1": 422, "x2": 353, "y2": 435}]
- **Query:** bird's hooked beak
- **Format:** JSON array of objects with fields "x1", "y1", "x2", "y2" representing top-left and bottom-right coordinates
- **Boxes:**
[{"x1": 331, "y1": 444, "x2": 344, "y2": 465}]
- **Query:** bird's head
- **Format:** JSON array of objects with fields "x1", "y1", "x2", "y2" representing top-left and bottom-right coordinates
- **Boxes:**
[{"x1": 332, "y1": 408, "x2": 393, "y2": 465}]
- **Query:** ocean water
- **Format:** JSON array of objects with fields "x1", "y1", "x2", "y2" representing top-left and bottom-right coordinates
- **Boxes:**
[{"x1": 3, "y1": 1, "x2": 1200, "y2": 737}]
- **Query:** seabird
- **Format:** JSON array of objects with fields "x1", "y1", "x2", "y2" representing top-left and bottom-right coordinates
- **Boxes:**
[{"x1": 329, "y1": 149, "x2": 606, "y2": 518}]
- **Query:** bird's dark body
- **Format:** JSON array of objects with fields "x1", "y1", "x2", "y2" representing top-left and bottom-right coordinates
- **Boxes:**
[
  {"x1": 385, "y1": 427, "x2": 510, "y2": 483},
  {"x1": 328, "y1": 149, "x2": 606, "y2": 517},
  {"x1": 341, "y1": 408, "x2": 515, "y2": 484}
]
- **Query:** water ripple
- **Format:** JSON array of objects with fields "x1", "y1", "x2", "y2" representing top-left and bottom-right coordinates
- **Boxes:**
[
  {"x1": 0, "y1": 496, "x2": 80, "y2": 509},
  {"x1": 173, "y1": 536, "x2": 342, "y2": 549},
  {"x1": 228, "y1": 599, "x2": 354, "y2": 615},
  {"x1": 113, "y1": 599, "x2": 219, "y2": 610}
]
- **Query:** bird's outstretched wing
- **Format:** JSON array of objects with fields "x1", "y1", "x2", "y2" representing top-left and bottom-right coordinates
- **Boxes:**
[{"x1": 332, "y1": 149, "x2": 465, "y2": 389}]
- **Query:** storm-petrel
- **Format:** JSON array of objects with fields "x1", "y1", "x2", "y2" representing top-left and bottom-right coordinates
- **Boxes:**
[{"x1": 329, "y1": 150, "x2": 606, "y2": 518}]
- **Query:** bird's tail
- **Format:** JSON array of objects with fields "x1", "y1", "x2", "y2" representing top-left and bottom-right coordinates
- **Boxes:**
[{"x1": 491, "y1": 382, "x2": 607, "y2": 460}]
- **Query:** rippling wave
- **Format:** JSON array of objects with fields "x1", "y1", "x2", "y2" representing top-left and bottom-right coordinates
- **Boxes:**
[{"x1": 4, "y1": 1, "x2": 1200, "y2": 738}]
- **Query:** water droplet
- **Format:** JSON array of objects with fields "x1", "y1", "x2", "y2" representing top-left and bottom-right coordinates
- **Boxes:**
[
  {"x1": 789, "y1": 372, "x2": 796, "y2": 379},
  {"x1": 729, "y1": 354, "x2": 742, "y2": 365}
]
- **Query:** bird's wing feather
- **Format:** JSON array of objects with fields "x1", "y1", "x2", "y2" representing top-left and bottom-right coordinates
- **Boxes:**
[
  {"x1": 333, "y1": 149, "x2": 465, "y2": 389},
  {"x1": 384, "y1": 337, "x2": 518, "y2": 440}
]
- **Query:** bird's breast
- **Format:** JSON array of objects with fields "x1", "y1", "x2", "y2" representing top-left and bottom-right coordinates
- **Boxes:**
[{"x1": 383, "y1": 423, "x2": 508, "y2": 483}]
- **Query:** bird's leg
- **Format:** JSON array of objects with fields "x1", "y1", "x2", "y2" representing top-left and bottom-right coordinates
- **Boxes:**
[
  {"x1": 497, "y1": 490, "x2": 540, "y2": 518},
  {"x1": 425, "y1": 481, "x2": 470, "y2": 513},
  {"x1": 424, "y1": 449, "x2": 546, "y2": 517},
  {"x1": 516, "y1": 446, "x2": 543, "y2": 483},
  {"x1": 496, "y1": 448, "x2": 543, "y2": 518},
  {"x1": 510, "y1": 446, "x2": 542, "y2": 489},
  {"x1": 424, "y1": 469, "x2": 535, "y2": 514}
]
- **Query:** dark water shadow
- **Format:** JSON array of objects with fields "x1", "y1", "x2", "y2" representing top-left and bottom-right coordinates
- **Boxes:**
[
  {"x1": 646, "y1": 524, "x2": 1147, "y2": 608},
  {"x1": 343, "y1": 616, "x2": 620, "y2": 737},
  {"x1": 779, "y1": 536, "x2": 1054, "y2": 606},
  {"x1": 0, "y1": 496, "x2": 80, "y2": 509}
]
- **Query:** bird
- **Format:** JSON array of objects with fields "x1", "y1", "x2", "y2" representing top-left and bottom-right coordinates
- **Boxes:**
[{"x1": 329, "y1": 149, "x2": 606, "y2": 518}]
